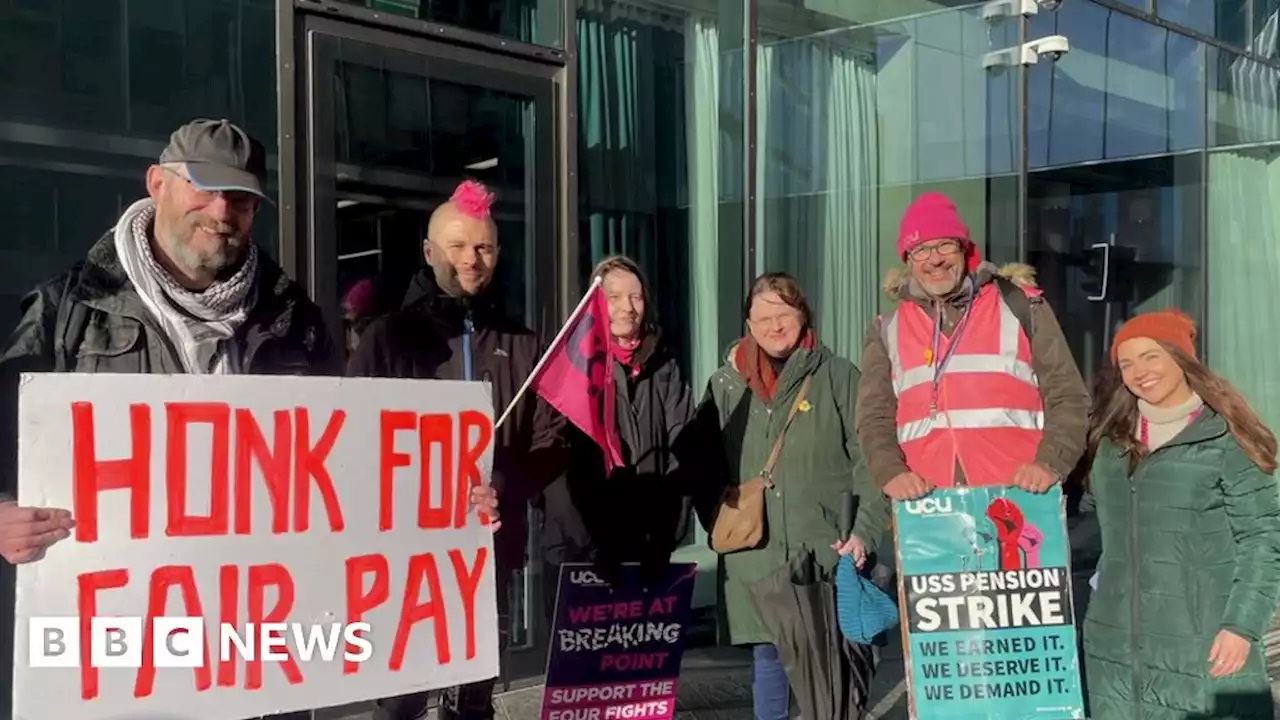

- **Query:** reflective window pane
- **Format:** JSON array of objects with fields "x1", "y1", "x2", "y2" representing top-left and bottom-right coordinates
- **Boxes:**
[
  {"x1": 333, "y1": 0, "x2": 562, "y2": 48},
  {"x1": 323, "y1": 55, "x2": 537, "y2": 320},
  {"x1": 756, "y1": 1, "x2": 1021, "y2": 355},
  {"x1": 1104, "y1": 13, "x2": 1201, "y2": 157},
  {"x1": 1209, "y1": 45, "x2": 1280, "y2": 146},
  {"x1": 0, "y1": 0, "x2": 278, "y2": 338},
  {"x1": 1028, "y1": 3, "x2": 1205, "y2": 168},
  {"x1": 1028, "y1": 0, "x2": 1110, "y2": 167},
  {"x1": 1158, "y1": 0, "x2": 1248, "y2": 47}
]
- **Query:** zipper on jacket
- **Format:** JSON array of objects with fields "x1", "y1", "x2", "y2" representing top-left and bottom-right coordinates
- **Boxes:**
[
  {"x1": 462, "y1": 312, "x2": 474, "y2": 381},
  {"x1": 1130, "y1": 475, "x2": 1141, "y2": 719}
]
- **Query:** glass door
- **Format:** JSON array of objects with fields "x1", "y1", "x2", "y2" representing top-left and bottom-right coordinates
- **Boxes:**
[
  {"x1": 298, "y1": 13, "x2": 560, "y2": 659},
  {"x1": 1026, "y1": 154, "x2": 1204, "y2": 385}
]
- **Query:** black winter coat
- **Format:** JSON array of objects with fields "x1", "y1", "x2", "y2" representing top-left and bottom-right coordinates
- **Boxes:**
[
  {"x1": 539, "y1": 330, "x2": 695, "y2": 579},
  {"x1": 347, "y1": 269, "x2": 569, "y2": 572}
]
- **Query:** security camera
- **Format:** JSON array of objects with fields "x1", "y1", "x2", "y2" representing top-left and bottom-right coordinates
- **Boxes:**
[
  {"x1": 982, "y1": 35, "x2": 1070, "y2": 68},
  {"x1": 1028, "y1": 35, "x2": 1070, "y2": 61},
  {"x1": 982, "y1": 0, "x2": 1063, "y2": 18}
]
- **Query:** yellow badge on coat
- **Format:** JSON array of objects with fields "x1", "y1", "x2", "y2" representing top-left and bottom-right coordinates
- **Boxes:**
[
  {"x1": 798, "y1": 400, "x2": 812, "y2": 412},
  {"x1": 924, "y1": 348, "x2": 934, "y2": 366}
]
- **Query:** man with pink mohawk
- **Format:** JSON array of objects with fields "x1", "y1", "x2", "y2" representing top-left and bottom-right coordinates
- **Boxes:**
[{"x1": 349, "y1": 179, "x2": 569, "y2": 720}]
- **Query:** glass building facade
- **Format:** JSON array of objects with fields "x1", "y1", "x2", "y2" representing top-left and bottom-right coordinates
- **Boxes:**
[{"x1": 3, "y1": 0, "x2": 1280, "y2": 678}]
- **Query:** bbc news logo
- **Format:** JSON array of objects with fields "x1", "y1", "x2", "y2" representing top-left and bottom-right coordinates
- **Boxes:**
[{"x1": 29, "y1": 617, "x2": 373, "y2": 668}]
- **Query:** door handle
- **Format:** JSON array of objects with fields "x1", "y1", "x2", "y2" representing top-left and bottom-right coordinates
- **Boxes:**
[{"x1": 1087, "y1": 233, "x2": 1114, "y2": 302}]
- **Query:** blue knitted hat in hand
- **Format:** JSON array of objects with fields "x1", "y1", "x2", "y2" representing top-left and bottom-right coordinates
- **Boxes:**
[{"x1": 834, "y1": 555, "x2": 900, "y2": 644}]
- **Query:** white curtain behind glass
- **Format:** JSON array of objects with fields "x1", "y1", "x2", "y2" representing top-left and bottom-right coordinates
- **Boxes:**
[
  {"x1": 1208, "y1": 10, "x2": 1280, "y2": 435},
  {"x1": 756, "y1": 36, "x2": 880, "y2": 362},
  {"x1": 1207, "y1": 150, "x2": 1280, "y2": 434},
  {"x1": 685, "y1": 15, "x2": 722, "y2": 389}
]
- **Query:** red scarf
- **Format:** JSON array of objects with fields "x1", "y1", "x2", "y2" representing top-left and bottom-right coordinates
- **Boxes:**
[
  {"x1": 735, "y1": 329, "x2": 817, "y2": 403},
  {"x1": 611, "y1": 336, "x2": 642, "y2": 378}
]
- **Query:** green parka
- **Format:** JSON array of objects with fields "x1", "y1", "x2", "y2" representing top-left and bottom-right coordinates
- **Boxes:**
[
  {"x1": 1083, "y1": 408, "x2": 1280, "y2": 719},
  {"x1": 698, "y1": 341, "x2": 889, "y2": 646}
]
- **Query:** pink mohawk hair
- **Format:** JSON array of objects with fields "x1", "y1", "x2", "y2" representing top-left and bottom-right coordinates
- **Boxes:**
[{"x1": 451, "y1": 179, "x2": 495, "y2": 219}]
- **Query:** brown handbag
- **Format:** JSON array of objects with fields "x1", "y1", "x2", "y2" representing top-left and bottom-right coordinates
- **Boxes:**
[{"x1": 710, "y1": 375, "x2": 813, "y2": 554}]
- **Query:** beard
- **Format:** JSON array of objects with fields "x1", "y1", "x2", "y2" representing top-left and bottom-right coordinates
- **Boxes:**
[
  {"x1": 157, "y1": 211, "x2": 248, "y2": 279},
  {"x1": 431, "y1": 260, "x2": 488, "y2": 297},
  {"x1": 918, "y1": 263, "x2": 963, "y2": 296}
]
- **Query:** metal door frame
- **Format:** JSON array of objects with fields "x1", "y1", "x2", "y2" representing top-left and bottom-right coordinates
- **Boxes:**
[
  {"x1": 276, "y1": 0, "x2": 575, "y2": 322},
  {"x1": 281, "y1": 6, "x2": 566, "y2": 658}
]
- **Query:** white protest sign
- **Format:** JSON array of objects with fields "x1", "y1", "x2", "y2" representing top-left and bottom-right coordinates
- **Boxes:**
[{"x1": 12, "y1": 373, "x2": 500, "y2": 720}]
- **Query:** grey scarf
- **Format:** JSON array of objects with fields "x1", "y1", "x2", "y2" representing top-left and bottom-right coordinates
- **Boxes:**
[{"x1": 113, "y1": 199, "x2": 258, "y2": 374}]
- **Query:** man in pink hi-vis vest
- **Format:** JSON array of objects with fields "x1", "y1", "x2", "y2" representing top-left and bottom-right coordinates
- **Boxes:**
[{"x1": 854, "y1": 192, "x2": 1090, "y2": 498}]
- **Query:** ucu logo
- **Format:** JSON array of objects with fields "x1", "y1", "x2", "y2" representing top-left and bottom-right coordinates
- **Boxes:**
[
  {"x1": 569, "y1": 570, "x2": 607, "y2": 586},
  {"x1": 903, "y1": 497, "x2": 953, "y2": 515}
]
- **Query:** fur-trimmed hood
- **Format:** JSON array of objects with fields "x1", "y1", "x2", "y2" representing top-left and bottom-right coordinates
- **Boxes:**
[{"x1": 882, "y1": 261, "x2": 1039, "y2": 302}]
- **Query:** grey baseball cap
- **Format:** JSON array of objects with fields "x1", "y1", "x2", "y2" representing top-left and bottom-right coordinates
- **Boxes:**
[{"x1": 159, "y1": 119, "x2": 268, "y2": 199}]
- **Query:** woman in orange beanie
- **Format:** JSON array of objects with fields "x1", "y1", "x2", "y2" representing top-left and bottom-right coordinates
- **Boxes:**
[{"x1": 1081, "y1": 309, "x2": 1280, "y2": 719}]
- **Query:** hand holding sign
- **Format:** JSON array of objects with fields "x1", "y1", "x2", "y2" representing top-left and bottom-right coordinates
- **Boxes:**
[
  {"x1": 0, "y1": 500, "x2": 75, "y2": 564},
  {"x1": 470, "y1": 485, "x2": 500, "y2": 532},
  {"x1": 884, "y1": 471, "x2": 931, "y2": 500},
  {"x1": 1008, "y1": 463, "x2": 1058, "y2": 494}
]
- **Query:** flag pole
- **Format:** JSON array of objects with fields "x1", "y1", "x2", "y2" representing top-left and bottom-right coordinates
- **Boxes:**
[{"x1": 494, "y1": 274, "x2": 604, "y2": 429}]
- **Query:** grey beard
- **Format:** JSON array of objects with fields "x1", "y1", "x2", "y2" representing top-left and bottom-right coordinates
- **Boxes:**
[{"x1": 155, "y1": 223, "x2": 246, "y2": 281}]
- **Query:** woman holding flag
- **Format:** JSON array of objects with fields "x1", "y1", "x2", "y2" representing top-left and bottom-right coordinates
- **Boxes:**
[
  {"x1": 538, "y1": 255, "x2": 696, "y2": 608},
  {"x1": 692, "y1": 272, "x2": 889, "y2": 720}
]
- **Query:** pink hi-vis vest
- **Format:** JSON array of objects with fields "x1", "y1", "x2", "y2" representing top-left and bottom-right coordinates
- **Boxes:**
[{"x1": 879, "y1": 281, "x2": 1043, "y2": 487}]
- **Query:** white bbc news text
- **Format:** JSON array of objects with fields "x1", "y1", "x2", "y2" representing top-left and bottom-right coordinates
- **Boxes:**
[{"x1": 28, "y1": 617, "x2": 373, "y2": 668}]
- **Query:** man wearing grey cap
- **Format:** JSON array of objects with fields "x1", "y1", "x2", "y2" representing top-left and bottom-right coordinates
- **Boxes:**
[{"x1": 0, "y1": 119, "x2": 339, "y2": 719}]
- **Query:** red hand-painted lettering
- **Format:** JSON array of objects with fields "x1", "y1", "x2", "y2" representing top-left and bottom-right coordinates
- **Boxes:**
[
  {"x1": 234, "y1": 409, "x2": 292, "y2": 535},
  {"x1": 165, "y1": 403, "x2": 231, "y2": 537},
  {"x1": 344, "y1": 554, "x2": 390, "y2": 675},
  {"x1": 135, "y1": 565, "x2": 211, "y2": 698},
  {"x1": 293, "y1": 409, "x2": 346, "y2": 533},
  {"x1": 72, "y1": 403, "x2": 151, "y2": 542}
]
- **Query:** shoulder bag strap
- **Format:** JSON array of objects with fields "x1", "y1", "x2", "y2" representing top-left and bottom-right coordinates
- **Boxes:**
[{"x1": 759, "y1": 374, "x2": 814, "y2": 483}]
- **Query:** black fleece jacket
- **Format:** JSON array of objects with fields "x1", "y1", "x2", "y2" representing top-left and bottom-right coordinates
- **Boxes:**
[
  {"x1": 347, "y1": 268, "x2": 569, "y2": 571},
  {"x1": 539, "y1": 329, "x2": 696, "y2": 579}
]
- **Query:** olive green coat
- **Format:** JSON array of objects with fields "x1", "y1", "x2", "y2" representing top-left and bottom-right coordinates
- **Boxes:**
[
  {"x1": 1084, "y1": 409, "x2": 1280, "y2": 719},
  {"x1": 699, "y1": 342, "x2": 890, "y2": 646}
]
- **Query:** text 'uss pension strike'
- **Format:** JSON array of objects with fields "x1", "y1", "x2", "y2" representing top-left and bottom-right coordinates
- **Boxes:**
[{"x1": 904, "y1": 568, "x2": 1074, "y2": 633}]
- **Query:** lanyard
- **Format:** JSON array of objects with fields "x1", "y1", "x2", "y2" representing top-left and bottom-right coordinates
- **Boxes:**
[
  {"x1": 1140, "y1": 408, "x2": 1201, "y2": 447},
  {"x1": 928, "y1": 293, "x2": 974, "y2": 411}
]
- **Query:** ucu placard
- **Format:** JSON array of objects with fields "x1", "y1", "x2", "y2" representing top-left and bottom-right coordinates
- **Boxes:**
[{"x1": 902, "y1": 497, "x2": 954, "y2": 515}]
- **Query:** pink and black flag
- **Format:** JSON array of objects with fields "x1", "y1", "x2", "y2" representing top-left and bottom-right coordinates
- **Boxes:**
[{"x1": 497, "y1": 276, "x2": 624, "y2": 472}]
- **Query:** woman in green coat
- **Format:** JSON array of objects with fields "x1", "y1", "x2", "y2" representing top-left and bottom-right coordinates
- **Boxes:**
[
  {"x1": 695, "y1": 272, "x2": 889, "y2": 720},
  {"x1": 1084, "y1": 309, "x2": 1280, "y2": 719}
]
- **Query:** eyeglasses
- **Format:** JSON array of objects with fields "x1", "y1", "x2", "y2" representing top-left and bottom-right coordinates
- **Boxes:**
[
  {"x1": 908, "y1": 240, "x2": 962, "y2": 262},
  {"x1": 161, "y1": 166, "x2": 258, "y2": 212}
]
